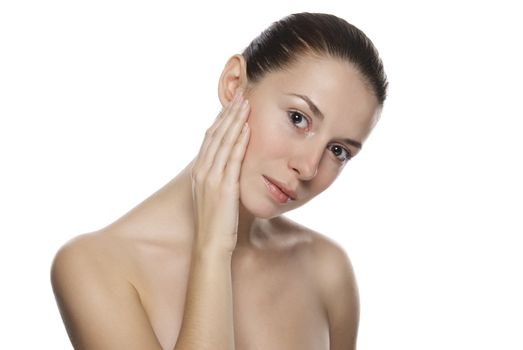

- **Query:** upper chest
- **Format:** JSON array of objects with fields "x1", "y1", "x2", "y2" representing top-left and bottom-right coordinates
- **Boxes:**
[{"x1": 130, "y1": 243, "x2": 330, "y2": 350}]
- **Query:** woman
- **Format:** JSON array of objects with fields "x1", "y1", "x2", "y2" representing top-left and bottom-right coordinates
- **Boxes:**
[{"x1": 51, "y1": 12, "x2": 387, "y2": 350}]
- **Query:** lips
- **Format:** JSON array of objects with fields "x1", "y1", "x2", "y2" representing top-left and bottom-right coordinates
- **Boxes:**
[{"x1": 262, "y1": 175, "x2": 297, "y2": 202}]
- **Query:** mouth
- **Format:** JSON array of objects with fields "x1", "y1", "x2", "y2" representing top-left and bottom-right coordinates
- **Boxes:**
[{"x1": 262, "y1": 175, "x2": 297, "y2": 204}]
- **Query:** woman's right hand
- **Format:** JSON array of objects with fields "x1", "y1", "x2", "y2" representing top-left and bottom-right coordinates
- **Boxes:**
[{"x1": 190, "y1": 90, "x2": 251, "y2": 256}]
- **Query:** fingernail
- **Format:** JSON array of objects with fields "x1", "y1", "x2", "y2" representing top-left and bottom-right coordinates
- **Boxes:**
[
  {"x1": 241, "y1": 99, "x2": 249, "y2": 109},
  {"x1": 242, "y1": 123, "x2": 249, "y2": 132}
]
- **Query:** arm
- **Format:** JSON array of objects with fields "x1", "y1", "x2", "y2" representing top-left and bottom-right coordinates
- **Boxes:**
[
  {"x1": 50, "y1": 236, "x2": 164, "y2": 350},
  {"x1": 51, "y1": 236, "x2": 237, "y2": 350},
  {"x1": 51, "y1": 91, "x2": 248, "y2": 349},
  {"x1": 174, "y1": 248, "x2": 235, "y2": 350},
  {"x1": 176, "y1": 89, "x2": 250, "y2": 349}
]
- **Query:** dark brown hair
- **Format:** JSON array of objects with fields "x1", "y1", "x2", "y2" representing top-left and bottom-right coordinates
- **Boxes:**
[{"x1": 242, "y1": 12, "x2": 388, "y2": 106}]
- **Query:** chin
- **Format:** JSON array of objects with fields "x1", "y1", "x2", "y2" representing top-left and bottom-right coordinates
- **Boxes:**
[
  {"x1": 239, "y1": 180, "x2": 285, "y2": 219},
  {"x1": 239, "y1": 193, "x2": 280, "y2": 219}
]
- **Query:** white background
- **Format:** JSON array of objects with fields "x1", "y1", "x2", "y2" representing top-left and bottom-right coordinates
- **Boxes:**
[{"x1": 1, "y1": 1, "x2": 522, "y2": 349}]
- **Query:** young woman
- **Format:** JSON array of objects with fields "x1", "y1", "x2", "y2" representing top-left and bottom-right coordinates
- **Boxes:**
[{"x1": 51, "y1": 12, "x2": 388, "y2": 350}]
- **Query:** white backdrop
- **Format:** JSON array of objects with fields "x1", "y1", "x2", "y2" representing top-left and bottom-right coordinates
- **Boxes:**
[{"x1": 1, "y1": 1, "x2": 522, "y2": 349}]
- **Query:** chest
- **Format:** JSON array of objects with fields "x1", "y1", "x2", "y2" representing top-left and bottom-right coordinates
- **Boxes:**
[{"x1": 135, "y1": 250, "x2": 330, "y2": 350}]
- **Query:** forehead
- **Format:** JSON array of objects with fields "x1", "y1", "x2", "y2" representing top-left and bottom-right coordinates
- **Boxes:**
[{"x1": 254, "y1": 54, "x2": 380, "y2": 141}]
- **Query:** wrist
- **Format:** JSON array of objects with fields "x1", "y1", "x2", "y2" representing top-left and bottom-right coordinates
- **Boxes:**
[{"x1": 192, "y1": 244, "x2": 233, "y2": 262}]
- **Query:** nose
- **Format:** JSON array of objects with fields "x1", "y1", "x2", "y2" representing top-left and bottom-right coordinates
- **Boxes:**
[{"x1": 288, "y1": 142, "x2": 324, "y2": 181}]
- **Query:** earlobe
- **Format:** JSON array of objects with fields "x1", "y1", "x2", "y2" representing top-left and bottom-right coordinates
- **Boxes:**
[{"x1": 217, "y1": 54, "x2": 248, "y2": 107}]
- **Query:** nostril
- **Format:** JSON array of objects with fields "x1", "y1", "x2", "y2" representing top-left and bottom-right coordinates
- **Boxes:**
[
  {"x1": 289, "y1": 150, "x2": 322, "y2": 179},
  {"x1": 294, "y1": 165, "x2": 318, "y2": 180}
]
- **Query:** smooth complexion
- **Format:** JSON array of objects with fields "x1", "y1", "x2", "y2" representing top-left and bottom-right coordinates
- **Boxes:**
[
  {"x1": 51, "y1": 52, "x2": 381, "y2": 350},
  {"x1": 226, "y1": 53, "x2": 380, "y2": 247}
]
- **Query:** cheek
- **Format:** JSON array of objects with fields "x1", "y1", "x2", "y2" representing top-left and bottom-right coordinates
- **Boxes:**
[
  {"x1": 244, "y1": 112, "x2": 289, "y2": 161},
  {"x1": 310, "y1": 158, "x2": 343, "y2": 193}
]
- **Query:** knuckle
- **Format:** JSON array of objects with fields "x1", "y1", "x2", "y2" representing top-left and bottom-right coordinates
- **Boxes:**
[
  {"x1": 229, "y1": 147, "x2": 242, "y2": 159},
  {"x1": 190, "y1": 166, "x2": 198, "y2": 179},
  {"x1": 220, "y1": 136, "x2": 235, "y2": 147},
  {"x1": 230, "y1": 147, "x2": 245, "y2": 161},
  {"x1": 193, "y1": 171, "x2": 206, "y2": 185},
  {"x1": 205, "y1": 174, "x2": 220, "y2": 188},
  {"x1": 205, "y1": 127, "x2": 216, "y2": 138}
]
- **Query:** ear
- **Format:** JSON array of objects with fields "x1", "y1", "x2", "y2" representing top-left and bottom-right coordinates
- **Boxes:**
[{"x1": 217, "y1": 54, "x2": 249, "y2": 107}]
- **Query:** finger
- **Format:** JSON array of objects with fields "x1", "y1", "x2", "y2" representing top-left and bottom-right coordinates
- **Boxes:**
[
  {"x1": 194, "y1": 108, "x2": 227, "y2": 171},
  {"x1": 223, "y1": 122, "x2": 250, "y2": 187},
  {"x1": 198, "y1": 92, "x2": 240, "y2": 154},
  {"x1": 193, "y1": 93, "x2": 241, "y2": 174},
  {"x1": 207, "y1": 91, "x2": 241, "y2": 136},
  {"x1": 201, "y1": 94, "x2": 246, "y2": 175},
  {"x1": 207, "y1": 98, "x2": 250, "y2": 178},
  {"x1": 209, "y1": 99, "x2": 249, "y2": 176}
]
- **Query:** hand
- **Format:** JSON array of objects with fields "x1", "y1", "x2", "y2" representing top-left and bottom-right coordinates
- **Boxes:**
[{"x1": 190, "y1": 90, "x2": 251, "y2": 256}]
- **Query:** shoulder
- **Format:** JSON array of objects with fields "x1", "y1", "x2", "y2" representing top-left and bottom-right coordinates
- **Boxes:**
[
  {"x1": 273, "y1": 216, "x2": 359, "y2": 301},
  {"x1": 51, "y1": 231, "x2": 126, "y2": 277},
  {"x1": 312, "y1": 232, "x2": 359, "y2": 350},
  {"x1": 50, "y1": 232, "x2": 163, "y2": 348},
  {"x1": 50, "y1": 230, "x2": 142, "y2": 298},
  {"x1": 50, "y1": 231, "x2": 130, "y2": 307},
  {"x1": 51, "y1": 232, "x2": 104, "y2": 278},
  {"x1": 279, "y1": 217, "x2": 359, "y2": 349},
  {"x1": 275, "y1": 216, "x2": 357, "y2": 280}
]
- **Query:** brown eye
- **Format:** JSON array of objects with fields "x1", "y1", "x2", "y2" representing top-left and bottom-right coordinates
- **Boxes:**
[
  {"x1": 288, "y1": 111, "x2": 309, "y2": 129},
  {"x1": 328, "y1": 144, "x2": 351, "y2": 163}
]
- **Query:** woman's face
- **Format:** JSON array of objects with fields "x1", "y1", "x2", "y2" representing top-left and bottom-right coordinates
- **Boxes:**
[{"x1": 239, "y1": 54, "x2": 380, "y2": 219}]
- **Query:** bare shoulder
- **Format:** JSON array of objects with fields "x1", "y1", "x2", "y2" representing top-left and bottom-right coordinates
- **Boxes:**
[
  {"x1": 275, "y1": 215, "x2": 357, "y2": 283},
  {"x1": 51, "y1": 233, "x2": 110, "y2": 289},
  {"x1": 276, "y1": 216, "x2": 360, "y2": 349},
  {"x1": 310, "y1": 231, "x2": 360, "y2": 350},
  {"x1": 50, "y1": 232, "x2": 163, "y2": 349},
  {"x1": 50, "y1": 231, "x2": 134, "y2": 288}
]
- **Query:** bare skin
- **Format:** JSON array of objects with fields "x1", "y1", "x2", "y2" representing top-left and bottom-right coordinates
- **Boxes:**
[
  {"x1": 52, "y1": 54, "x2": 376, "y2": 349},
  {"x1": 54, "y1": 163, "x2": 349, "y2": 349}
]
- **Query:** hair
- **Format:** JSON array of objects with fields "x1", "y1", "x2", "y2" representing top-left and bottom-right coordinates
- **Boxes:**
[{"x1": 241, "y1": 12, "x2": 388, "y2": 106}]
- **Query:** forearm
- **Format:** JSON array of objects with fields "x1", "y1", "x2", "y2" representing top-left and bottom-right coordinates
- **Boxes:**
[{"x1": 174, "y1": 248, "x2": 235, "y2": 350}]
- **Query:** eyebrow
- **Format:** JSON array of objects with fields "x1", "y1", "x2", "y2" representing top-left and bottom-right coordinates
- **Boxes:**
[{"x1": 285, "y1": 92, "x2": 363, "y2": 149}]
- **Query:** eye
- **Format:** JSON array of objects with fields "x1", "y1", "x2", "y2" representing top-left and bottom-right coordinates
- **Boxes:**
[
  {"x1": 328, "y1": 144, "x2": 352, "y2": 163},
  {"x1": 287, "y1": 110, "x2": 310, "y2": 130}
]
